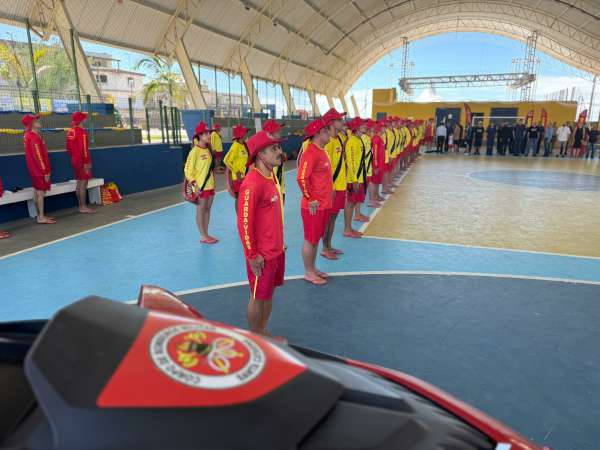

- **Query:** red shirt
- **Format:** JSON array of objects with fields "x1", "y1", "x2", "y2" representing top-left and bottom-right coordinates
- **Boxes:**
[
  {"x1": 24, "y1": 130, "x2": 50, "y2": 177},
  {"x1": 372, "y1": 134, "x2": 385, "y2": 170},
  {"x1": 237, "y1": 167, "x2": 284, "y2": 261},
  {"x1": 66, "y1": 126, "x2": 91, "y2": 164},
  {"x1": 297, "y1": 142, "x2": 333, "y2": 210}
]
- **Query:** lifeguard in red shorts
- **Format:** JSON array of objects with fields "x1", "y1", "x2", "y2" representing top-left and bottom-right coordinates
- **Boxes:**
[
  {"x1": 66, "y1": 111, "x2": 95, "y2": 214},
  {"x1": 224, "y1": 124, "x2": 249, "y2": 205},
  {"x1": 237, "y1": 130, "x2": 284, "y2": 335},
  {"x1": 23, "y1": 114, "x2": 55, "y2": 224},
  {"x1": 297, "y1": 118, "x2": 333, "y2": 285},
  {"x1": 370, "y1": 121, "x2": 386, "y2": 204},
  {"x1": 343, "y1": 117, "x2": 368, "y2": 237}
]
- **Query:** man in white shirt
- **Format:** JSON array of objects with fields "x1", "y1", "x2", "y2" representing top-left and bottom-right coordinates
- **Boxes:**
[
  {"x1": 556, "y1": 123, "x2": 571, "y2": 157},
  {"x1": 435, "y1": 123, "x2": 447, "y2": 153}
]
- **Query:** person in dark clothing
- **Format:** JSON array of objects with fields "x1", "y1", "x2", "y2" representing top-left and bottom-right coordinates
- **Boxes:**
[
  {"x1": 506, "y1": 124, "x2": 515, "y2": 155},
  {"x1": 526, "y1": 123, "x2": 541, "y2": 156},
  {"x1": 472, "y1": 121, "x2": 484, "y2": 155},
  {"x1": 465, "y1": 125, "x2": 474, "y2": 155},
  {"x1": 586, "y1": 124, "x2": 598, "y2": 159},
  {"x1": 572, "y1": 125, "x2": 585, "y2": 157},
  {"x1": 513, "y1": 119, "x2": 526, "y2": 156},
  {"x1": 535, "y1": 122, "x2": 545, "y2": 155},
  {"x1": 444, "y1": 123, "x2": 453, "y2": 152},
  {"x1": 486, "y1": 123, "x2": 497, "y2": 156},
  {"x1": 498, "y1": 122, "x2": 513, "y2": 155}
]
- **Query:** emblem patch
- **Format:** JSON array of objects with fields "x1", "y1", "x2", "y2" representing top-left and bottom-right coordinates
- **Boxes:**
[{"x1": 150, "y1": 323, "x2": 266, "y2": 389}]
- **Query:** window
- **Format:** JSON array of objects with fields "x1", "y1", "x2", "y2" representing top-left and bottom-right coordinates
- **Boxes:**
[
  {"x1": 95, "y1": 74, "x2": 108, "y2": 83},
  {"x1": 127, "y1": 77, "x2": 134, "y2": 88}
]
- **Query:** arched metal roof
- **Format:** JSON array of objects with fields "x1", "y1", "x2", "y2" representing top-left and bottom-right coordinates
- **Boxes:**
[{"x1": 1, "y1": 0, "x2": 599, "y2": 96}]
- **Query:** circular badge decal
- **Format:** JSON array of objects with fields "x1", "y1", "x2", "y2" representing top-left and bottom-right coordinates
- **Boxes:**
[{"x1": 149, "y1": 323, "x2": 266, "y2": 389}]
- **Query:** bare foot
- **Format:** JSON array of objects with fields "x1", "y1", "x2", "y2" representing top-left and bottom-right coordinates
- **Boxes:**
[
  {"x1": 37, "y1": 217, "x2": 56, "y2": 224},
  {"x1": 79, "y1": 207, "x2": 96, "y2": 214}
]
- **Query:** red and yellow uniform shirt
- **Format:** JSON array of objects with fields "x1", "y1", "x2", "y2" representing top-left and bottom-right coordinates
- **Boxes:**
[
  {"x1": 210, "y1": 131, "x2": 223, "y2": 154},
  {"x1": 223, "y1": 140, "x2": 248, "y2": 181},
  {"x1": 237, "y1": 167, "x2": 284, "y2": 260},
  {"x1": 324, "y1": 135, "x2": 346, "y2": 191},
  {"x1": 361, "y1": 133, "x2": 373, "y2": 177},
  {"x1": 66, "y1": 126, "x2": 91, "y2": 165},
  {"x1": 372, "y1": 133, "x2": 385, "y2": 173},
  {"x1": 345, "y1": 133, "x2": 366, "y2": 184},
  {"x1": 24, "y1": 130, "x2": 50, "y2": 178},
  {"x1": 297, "y1": 142, "x2": 333, "y2": 210},
  {"x1": 184, "y1": 145, "x2": 215, "y2": 191},
  {"x1": 384, "y1": 127, "x2": 394, "y2": 164}
]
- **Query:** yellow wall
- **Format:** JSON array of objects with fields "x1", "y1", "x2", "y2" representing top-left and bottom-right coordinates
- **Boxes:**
[{"x1": 371, "y1": 88, "x2": 578, "y2": 127}]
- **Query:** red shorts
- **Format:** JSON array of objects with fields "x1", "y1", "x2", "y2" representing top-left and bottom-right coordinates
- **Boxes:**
[
  {"x1": 366, "y1": 175, "x2": 372, "y2": 183},
  {"x1": 301, "y1": 208, "x2": 330, "y2": 245},
  {"x1": 215, "y1": 151, "x2": 223, "y2": 160},
  {"x1": 246, "y1": 252, "x2": 285, "y2": 301},
  {"x1": 71, "y1": 161, "x2": 92, "y2": 181},
  {"x1": 199, "y1": 189, "x2": 215, "y2": 199},
  {"x1": 233, "y1": 179, "x2": 243, "y2": 194},
  {"x1": 371, "y1": 169, "x2": 383, "y2": 184},
  {"x1": 331, "y1": 190, "x2": 346, "y2": 213},
  {"x1": 346, "y1": 183, "x2": 365, "y2": 204},
  {"x1": 31, "y1": 176, "x2": 51, "y2": 191}
]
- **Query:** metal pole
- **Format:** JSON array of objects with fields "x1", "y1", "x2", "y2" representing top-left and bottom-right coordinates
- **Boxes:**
[
  {"x1": 163, "y1": 105, "x2": 170, "y2": 145},
  {"x1": 145, "y1": 107, "x2": 151, "y2": 143},
  {"x1": 173, "y1": 107, "x2": 179, "y2": 144},
  {"x1": 214, "y1": 66, "x2": 218, "y2": 116},
  {"x1": 25, "y1": 19, "x2": 40, "y2": 113},
  {"x1": 589, "y1": 74, "x2": 597, "y2": 121},
  {"x1": 128, "y1": 97, "x2": 134, "y2": 143},
  {"x1": 86, "y1": 94, "x2": 94, "y2": 145},
  {"x1": 240, "y1": 75, "x2": 243, "y2": 118},
  {"x1": 170, "y1": 106, "x2": 176, "y2": 143},
  {"x1": 158, "y1": 100, "x2": 165, "y2": 143},
  {"x1": 228, "y1": 70, "x2": 232, "y2": 121},
  {"x1": 69, "y1": 28, "x2": 81, "y2": 109}
]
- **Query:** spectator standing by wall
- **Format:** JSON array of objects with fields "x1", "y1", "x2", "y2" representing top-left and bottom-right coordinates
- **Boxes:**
[
  {"x1": 526, "y1": 122, "x2": 540, "y2": 156},
  {"x1": 436, "y1": 122, "x2": 446, "y2": 153},
  {"x1": 543, "y1": 122, "x2": 555, "y2": 157},
  {"x1": 586, "y1": 123, "x2": 598, "y2": 159},
  {"x1": 572, "y1": 124, "x2": 585, "y2": 157},
  {"x1": 513, "y1": 119, "x2": 526, "y2": 156},
  {"x1": 556, "y1": 122, "x2": 571, "y2": 157},
  {"x1": 486, "y1": 122, "x2": 496, "y2": 156}
]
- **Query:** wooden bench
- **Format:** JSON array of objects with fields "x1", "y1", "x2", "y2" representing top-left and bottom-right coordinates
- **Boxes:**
[{"x1": 0, "y1": 178, "x2": 104, "y2": 217}]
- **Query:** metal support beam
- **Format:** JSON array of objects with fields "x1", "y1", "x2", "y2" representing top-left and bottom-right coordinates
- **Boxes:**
[
  {"x1": 350, "y1": 95, "x2": 360, "y2": 117},
  {"x1": 308, "y1": 90, "x2": 318, "y2": 117},
  {"x1": 280, "y1": 76, "x2": 296, "y2": 116},
  {"x1": 175, "y1": 38, "x2": 207, "y2": 108},
  {"x1": 326, "y1": 95, "x2": 335, "y2": 109},
  {"x1": 240, "y1": 59, "x2": 262, "y2": 113},
  {"x1": 520, "y1": 30, "x2": 540, "y2": 101},
  {"x1": 29, "y1": 0, "x2": 101, "y2": 98},
  {"x1": 400, "y1": 72, "x2": 534, "y2": 91},
  {"x1": 339, "y1": 94, "x2": 350, "y2": 114}
]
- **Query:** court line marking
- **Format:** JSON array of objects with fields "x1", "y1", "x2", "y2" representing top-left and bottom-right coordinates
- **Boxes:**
[
  {"x1": 152, "y1": 270, "x2": 600, "y2": 300},
  {"x1": 0, "y1": 169, "x2": 298, "y2": 261},
  {"x1": 358, "y1": 163, "x2": 413, "y2": 234},
  {"x1": 362, "y1": 235, "x2": 600, "y2": 261}
]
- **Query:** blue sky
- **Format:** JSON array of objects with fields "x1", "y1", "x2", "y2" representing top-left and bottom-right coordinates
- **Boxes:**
[{"x1": 1, "y1": 22, "x2": 595, "y2": 117}]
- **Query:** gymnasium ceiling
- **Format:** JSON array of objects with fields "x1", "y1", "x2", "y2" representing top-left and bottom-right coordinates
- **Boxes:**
[{"x1": 1, "y1": 0, "x2": 599, "y2": 96}]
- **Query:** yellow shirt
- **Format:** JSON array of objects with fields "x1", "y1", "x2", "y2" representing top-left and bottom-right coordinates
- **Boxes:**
[
  {"x1": 324, "y1": 135, "x2": 346, "y2": 191},
  {"x1": 274, "y1": 163, "x2": 285, "y2": 194},
  {"x1": 345, "y1": 134, "x2": 365, "y2": 183},
  {"x1": 393, "y1": 128, "x2": 401, "y2": 157},
  {"x1": 337, "y1": 130, "x2": 348, "y2": 146},
  {"x1": 384, "y1": 128, "x2": 394, "y2": 163},
  {"x1": 223, "y1": 140, "x2": 248, "y2": 181},
  {"x1": 184, "y1": 145, "x2": 215, "y2": 190},
  {"x1": 210, "y1": 131, "x2": 222, "y2": 153},
  {"x1": 361, "y1": 133, "x2": 373, "y2": 177},
  {"x1": 403, "y1": 127, "x2": 411, "y2": 151}
]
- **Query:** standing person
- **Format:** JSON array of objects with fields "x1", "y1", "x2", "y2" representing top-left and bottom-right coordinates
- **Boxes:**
[
  {"x1": 237, "y1": 130, "x2": 284, "y2": 335},
  {"x1": 435, "y1": 122, "x2": 446, "y2": 154},
  {"x1": 223, "y1": 124, "x2": 249, "y2": 205},
  {"x1": 364, "y1": 120, "x2": 381, "y2": 208},
  {"x1": 513, "y1": 119, "x2": 526, "y2": 156},
  {"x1": 572, "y1": 124, "x2": 585, "y2": 157},
  {"x1": 262, "y1": 119, "x2": 286, "y2": 203},
  {"x1": 23, "y1": 114, "x2": 55, "y2": 224},
  {"x1": 370, "y1": 121, "x2": 386, "y2": 203},
  {"x1": 585, "y1": 123, "x2": 598, "y2": 159},
  {"x1": 465, "y1": 123, "x2": 473, "y2": 155},
  {"x1": 472, "y1": 121, "x2": 484, "y2": 155},
  {"x1": 444, "y1": 122, "x2": 453, "y2": 152},
  {"x1": 556, "y1": 122, "x2": 571, "y2": 157},
  {"x1": 321, "y1": 108, "x2": 348, "y2": 260},
  {"x1": 343, "y1": 117, "x2": 366, "y2": 238},
  {"x1": 210, "y1": 123, "x2": 224, "y2": 172},
  {"x1": 66, "y1": 111, "x2": 95, "y2": 214},
  {"x1": 526, "y1": 122, "x2": 540, "y2": 156},
  {"x1": 383, "y1": 118, "x2": 396, "y2": 193},
  {"x1": 297, "y1": 118, "x2": 333, "y2": 285},
  {"x1": 486, "y1": 122, "x2": 497, "y2": 156},
  {"x1": 349, "y1": 119, "x2": 369, "y2": 223},
  {"x1": 184, "y1": 122, "x2": 217, "y2": 244},
  {"x1": 535, "y1": 121, "x2": 545, "y2": 155},
  {"x1": 0, "y1": 177, "x2": 11, "y2": 239},
  {"x1": 506, "y1": 122, "x2": 515, "y2": 155},
  {"x1": 543, "y1": 122, "x2": 555, "y2": 157}
]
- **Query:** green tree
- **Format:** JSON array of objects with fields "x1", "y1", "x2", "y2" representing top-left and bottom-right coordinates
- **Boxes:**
[{"x1": 135, "y1": 56, "x2": 188, "y2": 108}]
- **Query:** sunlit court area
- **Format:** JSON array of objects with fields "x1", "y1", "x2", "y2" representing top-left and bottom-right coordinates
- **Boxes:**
[{"x1": 1, "y1": 1, "x2": 599, "y2": 449}]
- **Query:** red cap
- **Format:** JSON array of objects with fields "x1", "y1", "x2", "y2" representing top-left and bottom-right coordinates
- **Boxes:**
[
  {"x1": 71, "y1": 111, "x2": 88, "y2": 126},
  {"x1": 366, "y1": 119, "x2": 377, "y2": 130},
  {"x1": 262, "y1": 119, "x2": 283, "y2": 134},
  {"x1": 22, "y1": 113, "x2": 40, "y2": 128},
  {"x1": 195, "y1": 121, "x2": 211, "y2": 135},
  {"x1": 246, "y1": 130, "x2": 283, "y2": 165},
  {"x1": 232, "y1": 124, "x2": 249, "y2": 139},
  {"x1": 212, "y1": 123, "x2": 221, "y2": 131},
  {"x1": 347, "y1": 117, "x2": 364, "y2": 131},
  {"x1": 304, "y1": 118, "x2": 327, "y2": 138},
  {"x1": 322, "y1": 108, "x2": 347, "y2": 125}
]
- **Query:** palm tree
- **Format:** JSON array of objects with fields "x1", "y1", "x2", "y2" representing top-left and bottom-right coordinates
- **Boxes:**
[{"x1": 135, "y1": 56, "x2": 188, "y2": 108}]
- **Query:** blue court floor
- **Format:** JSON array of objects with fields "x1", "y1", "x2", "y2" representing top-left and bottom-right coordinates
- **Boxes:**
[{"x1": 1, "y1": 166, "x2": 599, "y2": 321}]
